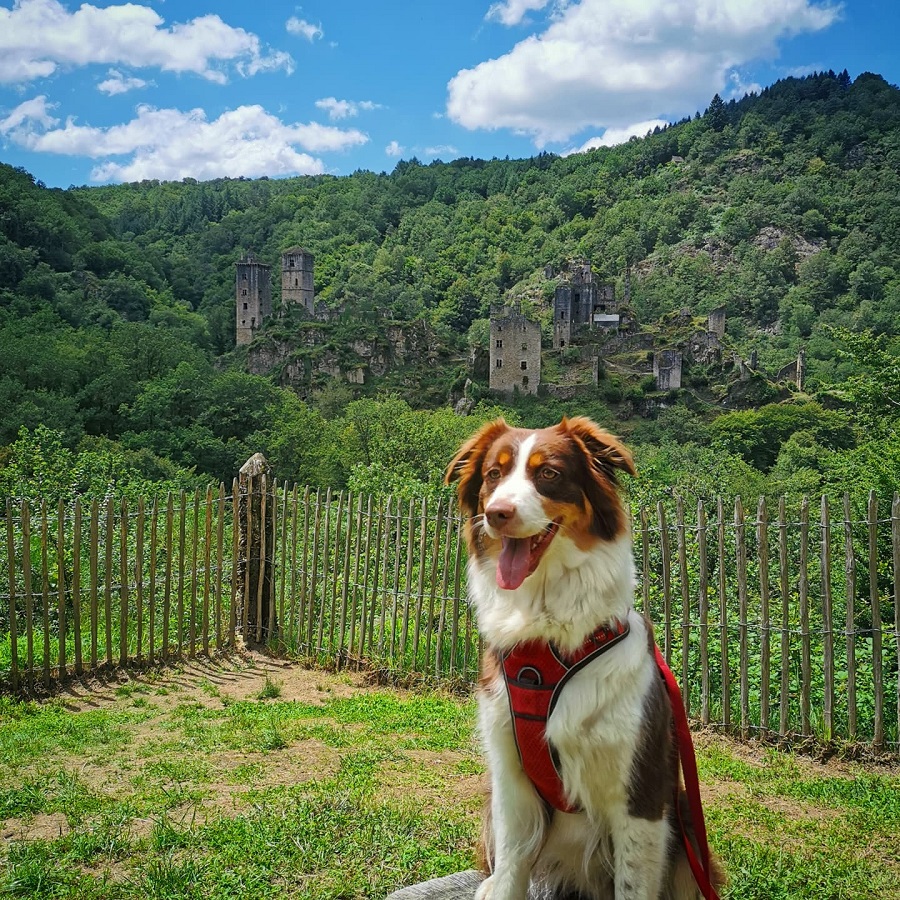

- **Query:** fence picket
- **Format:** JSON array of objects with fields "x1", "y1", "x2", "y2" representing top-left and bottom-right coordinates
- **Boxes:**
[
  {"x1": 203, "y1": 485, "x2": 213, "y2": 656},
  {"x1": 73, "y1": 498, "x2": 83, "y2": 676},
  {"x1": 412, "y1": 498, "x2": 429, "y2": 671},
  {"x1": 358, "y1": 495, "x2": 376, "y2": 660},
  {"x1": 378, "y1": 497, "x2": 394, "y2": 655},
  {"x1": 256, "y1": 476, "x2": 268, "y2": 645},
  {"x1": 229, "y1": 480, "x2": 239, "y2": 648},
  {"x1": 327, "y1": 490, "x2": 345, "y2": 654},
  {"x1": 104, "y1": 499, "x2": 114, "y2": 667},
  {"x1": 799, "y1": 496, "x2": 811, "y2": 736},
  {"x1": 306, "y1": 490, "x2": 323, "y2": 652},
  {"x1": 163, "y1": 493, "x2": 174, "y2": 659},
  {"x1": 57, "y1": 499, "x2": 67, "y2": 677},
  {"x1": 778, "y1": 497, "x2": 790, "y2": 737},
  {"x1": 449, "y1": 512, "x2": 464, "y2": 678},
  {"x1": 893, "y1": 493, "x2": 900, "y2": 748},
  {"x1": 119, "y1": 498, "x2": 129, "y2": 667},
  {"x1": 389, "y1": 500, "x2": 404, "y2": 660},
  {"x1": 177, "y1": 491, "x2": 187, "y2": 657},
  {"x1": 735, "y1": 497, "x2": 749, "y2": 740},
  {"x1": 215, "y1": 484, "x2": 225, "y2": 651},
  {"x1": 436, "y1": 501, "x2": 454, "y2": 679},
  {"x1": 5, "y1": 501, "x2": 18, "y2": 692},
  {"x1": 717, "y1": 497, "x2": 729, "y2": 730},
  {"x1": 348, "y1": 493, "x2": 364, "y2": 658},
  {"x1": 400, "y1": 499, "x2": 415, "y2": 663},
  {"x1": 640, "y1": 506, "x2": 650, "y2": 614},
  {"x1": 757, "y1": 498, "x2": 770, "y2": 736},
  {"x1": 868, "y1": 491, "x2": 884, "y2": 749},
  {"x1": 843, "y1": 493, "x2": 857, "y2": 739},
  {"x1": 424, "y1": 497, "x2": 444, "y2": 673},
  {"x1": 315, "y1": 487, "x2": 331, "y2": 654},
  {"x1": 698, "y1": 500, "x2": 709, "y2": 726},
  {"x1": 821, "y1": 496, "x2": 834, "y2": 742},
  {"x1": 89, "y1": 500, "x2": 98, "y2": 671},
  {"x1": 41, "y1": 501, "x2": 51, "y2": 687},
  {"x1": 365, "y1": 498, "x2": 386, "y2": 660},
  {"x1": 676, "y1": 498, "x2": 690, "y2": 712},
  {"x1": 136, "y1": 497, "x2": 144, "y2": 662},
  {"x1": 287, "y1": 485, "x2": 301, "y2": 651},
  {"x1": 148, "y1": 498, "x2": 158, "y2": 663}
]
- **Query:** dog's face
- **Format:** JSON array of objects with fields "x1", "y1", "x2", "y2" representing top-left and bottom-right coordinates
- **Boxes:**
[{"x1": 445, "y1": 417, "x2": 635, "y2": 590}]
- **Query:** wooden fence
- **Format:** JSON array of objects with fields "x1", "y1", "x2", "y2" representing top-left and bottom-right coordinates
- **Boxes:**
[{"x1": 1, "y1": 470, "x2": 898, "y2": 752}]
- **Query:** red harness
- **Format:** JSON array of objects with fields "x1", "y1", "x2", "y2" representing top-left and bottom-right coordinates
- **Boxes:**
[
  {"x1": 501, "y1": 620, "x2": 631, "y2": 813},
  {"x1": 501, "y1": 622, "x2": 720, "y2": 900}
]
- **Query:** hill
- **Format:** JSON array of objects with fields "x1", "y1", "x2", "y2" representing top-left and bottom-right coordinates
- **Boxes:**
[{"x1": 0, "y1": 69, "x2": 898, "y2": 502}]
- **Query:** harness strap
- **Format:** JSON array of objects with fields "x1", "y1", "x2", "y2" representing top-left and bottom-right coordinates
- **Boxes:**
[
  {"x1": 502, "y1": 621, "x2": 630, "y2": 812},
  {"x1": 654, "y1": 645, "x2": 720, "y2": 900}
]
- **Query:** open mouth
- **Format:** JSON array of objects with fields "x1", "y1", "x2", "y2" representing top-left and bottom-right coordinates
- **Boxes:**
[{"x1": 496, "y1": 519, "x2": 561, "y2": 591}]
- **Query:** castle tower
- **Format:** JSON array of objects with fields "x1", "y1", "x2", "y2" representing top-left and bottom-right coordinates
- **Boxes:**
[
  {"x1": 551, "y1": 259, "x2": 617, "y2": 348},
  {"x1": 281, "y1": 247, "x2": 315, "y2": 314},
  {"x1": 490, "y1": 306, "x2": 541, "y2": 395},
  {"x1": 236, "y1": 253, "x2": 271, "y2": 346}
]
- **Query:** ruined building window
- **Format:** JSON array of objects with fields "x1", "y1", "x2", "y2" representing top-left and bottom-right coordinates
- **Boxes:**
[
  {"x1": 289, "y1": 259, "x2": 295, "y2": 267},
  {"x1": 241, "y1": 289, "x2": 247, "y2": 296},
  {"x1": 495, "y1": 359, "x2": 503, "y2": 368},
  {"x1": 521, "y1": 360, "x2": 527, "y2": 370},
  {"x1": 522, "y1": 343, "x2": 528, "y2": 350},
  {"x1": 251, "y1": 317, "x2": 256, "y2": 327},
  {"x1": 522, "y1": 376, "x2": 529, "y2": 387},
  {"x1": 242, "y1": 273, "x2": 248, "y2": 281},
  {"x1": 243, "y1": 303, "x2": 248, "y2": 311},
  {"x1": 294, "y1": 279, "x2": 299, "y2": 286},
  {"x1": 496, "y1": 339, "x2": 503, "y2": 348}
]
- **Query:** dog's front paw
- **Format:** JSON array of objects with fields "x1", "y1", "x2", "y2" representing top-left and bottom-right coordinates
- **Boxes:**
[{"x1": 474, "y1": 875, "x2": 494, "y2": 900}]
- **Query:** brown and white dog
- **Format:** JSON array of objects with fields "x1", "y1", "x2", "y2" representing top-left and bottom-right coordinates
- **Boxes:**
[{"x1": 445, "y1": 416, "x2": 721, "y2": 900}]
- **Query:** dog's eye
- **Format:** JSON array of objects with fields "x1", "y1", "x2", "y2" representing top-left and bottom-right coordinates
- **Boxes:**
[
  {"x1": 486, "y1": 467, "x2": 502, "y2": 481},
  {"x1": 539, "y1": 467, "x2": 559, "y2": 480}
]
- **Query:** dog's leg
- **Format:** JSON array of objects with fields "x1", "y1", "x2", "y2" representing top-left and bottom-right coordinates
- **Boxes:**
[
  {"x1": 611, "y1": 815, "x2": 671, "y2": 900},
  {"x1": 477, "y1": 692, "x2": 547, "y2": 900}
]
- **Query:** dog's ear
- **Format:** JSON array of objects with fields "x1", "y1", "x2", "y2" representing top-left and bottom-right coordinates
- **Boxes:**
[
  {"x1": 445, "y1": 418, "x2": 510, "y2": 516},
  {"x1": 561, "y1": 416, "x2": 637, "y2": 481}
]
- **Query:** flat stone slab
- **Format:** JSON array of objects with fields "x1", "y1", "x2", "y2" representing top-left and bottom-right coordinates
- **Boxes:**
[{"x1": 386, "y1": 870, "x2": 483, "y2": 900}]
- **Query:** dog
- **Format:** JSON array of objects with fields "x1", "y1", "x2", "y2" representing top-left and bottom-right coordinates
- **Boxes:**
[{"x1": 445, "y1": 416, "x2": 722, "y2": 900}]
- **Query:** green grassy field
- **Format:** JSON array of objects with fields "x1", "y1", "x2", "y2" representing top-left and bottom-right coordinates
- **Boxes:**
[{"x1": 1, "y1": 656, "x2": 898, "y2": 900}]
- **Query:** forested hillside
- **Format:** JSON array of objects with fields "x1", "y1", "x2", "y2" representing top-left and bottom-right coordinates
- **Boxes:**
[{"x1": 1, "y1": 70, "x2": 898, "y2": 505}]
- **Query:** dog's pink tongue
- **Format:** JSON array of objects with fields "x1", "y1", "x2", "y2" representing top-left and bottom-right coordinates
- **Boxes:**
[{"x1": 497, "y1": 536, "x2": 531, "y2": 590}]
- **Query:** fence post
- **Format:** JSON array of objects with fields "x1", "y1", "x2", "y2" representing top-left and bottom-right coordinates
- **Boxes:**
[{"x1": 235, "y1": 453, "x2": 276, "y2": 647}]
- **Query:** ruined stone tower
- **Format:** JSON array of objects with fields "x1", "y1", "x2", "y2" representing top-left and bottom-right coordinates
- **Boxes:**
[
  {"x1": 281, "y1": 247, "x2": 315, "y2": 314},
  {"x1": 551, "y1": 259, "x2": 617, "y2": 349},
  {"x1": 490, "y1": 306, "x2": 541, "y2": 395},
  {"x1": 236, "y1": 253, "x2": 271, "y2": 346}
]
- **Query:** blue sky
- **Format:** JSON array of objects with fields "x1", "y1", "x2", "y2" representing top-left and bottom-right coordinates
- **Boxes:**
[{"x1": 0, "y1": 0, "x2": 897, "y2": 188}]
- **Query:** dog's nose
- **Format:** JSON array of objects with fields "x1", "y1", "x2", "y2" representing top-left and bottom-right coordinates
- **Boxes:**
[{"x1": 486, "y1": 501, "x2": 516, "y2": 531}]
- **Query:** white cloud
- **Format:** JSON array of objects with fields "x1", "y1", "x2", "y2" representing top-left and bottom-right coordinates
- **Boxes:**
[
  {"x1": 97, "y1": 69, "x2": 151, "y2": 96},
  {"x1": 0, "y1": 95, "x2": 58, "y2": 135},
  {"x1": 5, "y1": 103, "x2": 368, "y2": 182},
  {"x1": 314, "y1": 97, "x2": 382, "y2": 121},
  {"x1": 286, "y1": 17, "x2": 323, "y2": 41},
  {"x1": 424, "y1": 144, "x2": 459, "y2": 157},
  {"x1": 726, "y1": 71, "x2": 762, "y2": 98},
  {"x1": 486, "y1": 0, "x2": 553, "y2": 26},
  {"x1": 448, "y1": 0, "x2": 840, "y2": 145},
  {"x1": 385, "y1": 140, "x2": 404, "y2": 156},
  {"x1": 0, "y1": 0, "x2": 293, "y2": 85},
  {"x1": 567, "y1": 119, "x2": 670, "y2": 154}
]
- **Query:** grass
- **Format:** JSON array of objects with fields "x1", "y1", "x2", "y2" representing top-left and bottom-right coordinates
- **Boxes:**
[{"x1": 0, "y1": 660, "x2": 898, "y2": 899}]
